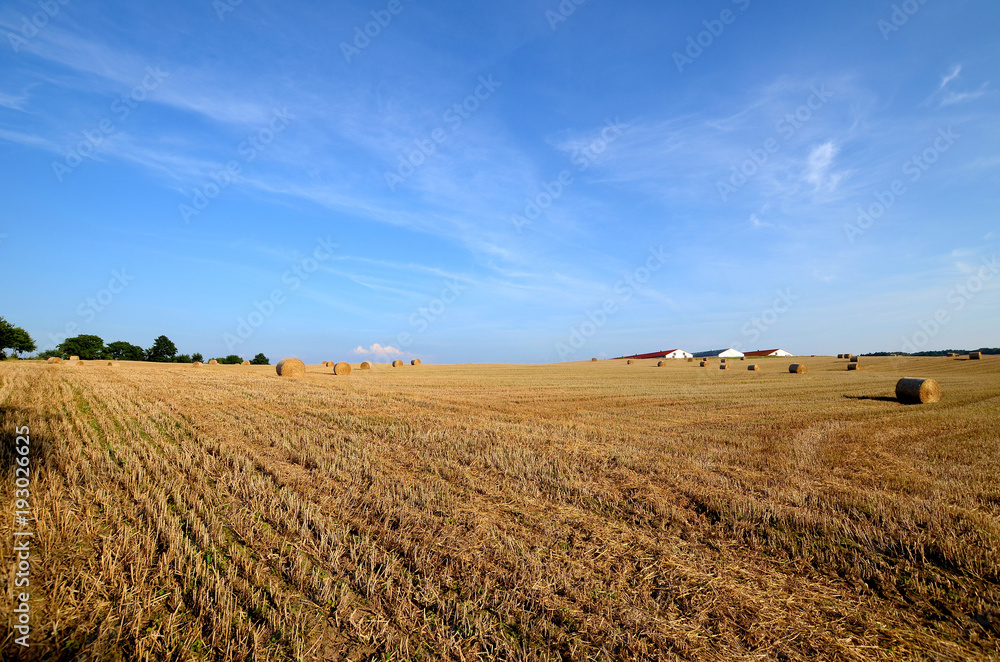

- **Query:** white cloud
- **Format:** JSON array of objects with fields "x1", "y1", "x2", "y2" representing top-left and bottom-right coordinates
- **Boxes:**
[
  {"x1": 749, "y1": 213, "x2": 773, "y2": 229},
  {"x1": 803, "y1": 141, "x2": 843, "y2": 192},
  {"x1": 941, "y1": 83, "x2": 989, "y2": 107},
  {"x1": 939, "y1": 64, "x2": 962, "y2": 91},
  {"x1": 353, "y1": 343, "x2": 402, "y2": 357}
]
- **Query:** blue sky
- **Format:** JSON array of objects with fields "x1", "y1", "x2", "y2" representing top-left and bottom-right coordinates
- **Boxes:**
[{"x1": 1, "y1": 0, "x2": 997, "y2": 364}]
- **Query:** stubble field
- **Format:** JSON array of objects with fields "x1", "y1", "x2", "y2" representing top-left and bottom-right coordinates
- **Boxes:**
[{"x1": 0, "y1": 356, "x2": 998, "y2": 661}]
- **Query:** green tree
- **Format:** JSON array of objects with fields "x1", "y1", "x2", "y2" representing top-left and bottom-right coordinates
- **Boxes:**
[
  {"x1": 106, "y1": 341, "x2": 145, "y2": 361},
  {"x1": 192, "y1": 352, "x2": 204, "y2": 363},
  {"x1": 58, "y1": 335, "x2": 105, "y2": 360},
  {"x1": 9, "y1": 327, "x2": 36, "y2": 357},
  {"x1": 251, "y1": 353, "x2": 270, "y2": 365},
  {"x1": 145, "y1": 335, "x2": 178, "y2": 362},
  {"x1": 175, "y1": 354, "x2": 192, "y2": 363},
  {"x1": 215, "y1": 355, "x2": 242, "y2": 365}
]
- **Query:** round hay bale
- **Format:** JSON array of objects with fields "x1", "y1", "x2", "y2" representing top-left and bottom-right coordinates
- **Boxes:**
[
  {"x1": 360, "y1": 361, "x2": 371, "y2": 370},
  {"x1": 720, "y1": 358, "x2": 727, "y2": 363},
  {"x1": 275, "y1": 358, "x2": 306, "y2": 378},
  {"x1": 334, "y1": 361, "x2": 352, "y2": 375},
  {"x1": 71, "y1": 360, "x2": 85, "y2": 367},
  {"x1": 392, "y1": 360, "x2": 403, "y2": 367},
  {"x1": 47, "y1": 357, "x2": 62, "y2": 364},
  {"x1": 719, "y1": 363, "x2": 729, "y2": 370},
  {"x1": 740, "y1": 356, "x2": 746, "y2": 361},
  {"x1": 411, "y1": 358, "x2": 421, "y2": 366},
  {"x1": 837, "y1": 354, "x2": 844, "y2": 359},
  {"x1": 687, "y1": 357, "x2": 694, "y2": 363},
  {"x1": 847, "y1": 363, "x2": 859, "y2": 371},
  {"x1": 657, "y1": 360, "x2": 665, "y2": 367},
  {"x1": 107, "y1": 361, "x2": 119, "y2": 367},
  {"x1": 626, "y1": 359, "x2": 634, "y2": 365},
  {"x1": 850, "y1": 355, "x2": 860, "y2": 363},
  {"x1": 241, "y1": 360, "x2": 250, "y2": 365},
  {"x1": 946, "y1": 353, "x2": 956, "y2": 357},
  {"x1": 970, "y1": 352, "x2": 982, "y2": 360},
  {"x1": 699, "y1": 361, "x2": 707, "y2": 367},
  {"x1": 788, "y1": 363, "x2": 807, "y2": 374},
  {"x1": 192, "y1": 362, "x2": 203, "y2": 367},
  {"x1": 208, "y1": 359, "x2": 218, "y2": 365},
  {"x1": 591, "y1": 358, "x2": 597, "y2": 362},
  {"x1": 747, "y1": 364, "x2": 759, "y2": 371},
  {"x1": 69, "y1": 355, "x2": 80, "y2": 361},
  {"x1": 896, "y1": 377, "x2": 941, "y2": 404}
]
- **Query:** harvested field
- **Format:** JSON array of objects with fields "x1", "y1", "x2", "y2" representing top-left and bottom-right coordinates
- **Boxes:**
[{"x1": 0, "y1": 356, "x2": 998, "y2": 661}]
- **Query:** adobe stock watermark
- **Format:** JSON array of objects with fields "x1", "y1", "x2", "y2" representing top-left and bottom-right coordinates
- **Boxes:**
[
  {"x1": 213, "y1": 0, "x2": 245, "y2": 21},
  {"x1": 52, "y1": 66, "x2": 170, "y2": 182},
  {"x1": 716, "y1": 84, "x2": 833, "y2": 202},
  {"x1": 6, "y1": 0, "x2": 70, "y2": 53},
  {"x1": 877, "y1": 0, "x2": 930, "y2": 41},
  {"x1": 545, "y1": 0, "x2": 589, "y2": 31},
  {"x1": 511, "y1": 117, "x2": 628, "y2": 233},
  {"x1": 340, "y1": 0, "x2": 415, "y2": 62},
  {"x1": 729, "y1": 288, "x2": 799, "y2": 351},
  {"x1": 43, "y1": 268, "x2": 135, "y2": 352},
  {"x1": 843, "y1": 126, "x2": 958, "y2": 242},
  {"x1": 383, "y1": 75, "x2": 501, "y2": 191},
  {"x1": 223, "y1": 237, "x2": 337, "y2": 351},
  {"x1": 899, "y1": 255, "x2": 998, "y2": 352},
  {"x1": 11, "y1": 424, "x2": 33, "y2": 648},
  {"x1": 673, "y1": 0, "x2": 751, "y2": 73},
  {"x1": 555, "y1": 246, "x2": 668, "y2": 360},
  {"x1": 395, "y1": 278, "x2": 468, "y2": 349},
  {"x1": 179, "y1": 107, "x2": 293, "y2": 223}
]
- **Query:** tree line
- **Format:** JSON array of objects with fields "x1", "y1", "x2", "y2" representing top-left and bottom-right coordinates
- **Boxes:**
[{"x1": 1, "y1": 317, "x2": 268, "y2": 365}]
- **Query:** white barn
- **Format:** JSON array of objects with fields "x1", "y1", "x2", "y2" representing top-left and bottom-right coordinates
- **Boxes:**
[
  {"x1": 745, "y1": 348, "x2": 793, "y2": 358},
  {"x1": 663, "y1": 349, "x2": 693, "y2": 359},
  {"x1": 717, "y1": 348, "x2": 745, "y2": 358}
]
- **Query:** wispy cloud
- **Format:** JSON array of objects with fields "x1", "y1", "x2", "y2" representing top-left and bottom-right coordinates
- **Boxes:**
[
  {"x1": 939, "y1": 64, "x2": 962, "y2": 91},
  {"x1": 941, "y1": 83, "x2": 989, "y2": 107},
  {"x1": 803, "y1": 141, "x2": 843, "y2": 192}
]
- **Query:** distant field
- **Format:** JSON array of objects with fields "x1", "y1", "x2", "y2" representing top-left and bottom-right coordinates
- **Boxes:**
[{"x1": 1, "y1": 356, "x2": 998, "y2": 661}]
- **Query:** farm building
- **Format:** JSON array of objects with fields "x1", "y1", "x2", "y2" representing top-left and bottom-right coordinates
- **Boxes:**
[
  {"x1": 617, "y1": 348, "x2": 693, "y2": 360},
  {"x1": 691, "y1": 348, "x2": 745, "y2": 359},
  {"x1": 744, "y1": 348, "x2": 793, "y2": 358}
]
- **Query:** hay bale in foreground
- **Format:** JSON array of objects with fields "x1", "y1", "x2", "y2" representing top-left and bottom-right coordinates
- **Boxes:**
[
  {"x1": 360, "y1": 361, "x2": 371, "y2": 370},
  {"x1": 699, "y1": 361, "x2": 707, "y2": 367},
  {"x1": 334, "y1": 361, "x2": 352, "y2": 375},
  {"x1": 748, "y1": 364, "x2": 759, "y2": 371},
  {"x1": 850, "y1": 356, "x2": 860, "y2": 363},
  {"x1": 970, "y1": 352, "x2": 982, "y2": 360},
  {"x1": 47, "y1": 357, "x2": 62, "y2": 364},
  {"x1": 788, "y1": 363, "x2": 807, "y2": 374},
  {"x1": 192, "y1": 362, "x2": 203, "y2": 367},
  {"x1": 241, "y1": 360, "x2": 250, "y2": 365},
  {"x1": 847, "y1": 363, "x2": 859, "y2": 371},
  {"x1": 275, "y1": 358, "x2": 306, "y2": 378},
  {"x1": 208, "y1": 359, "x2": 218, "y2": 365},
  {"x1": 392, "y1": 360, "x2": 403, "y2": 367},
  {"x1": 657, "y1": 360, "x2": 665, "y2": 367},
  {"x1": 896, "y1": 377, "x2": 941, "y2": 404},
  {"x1": 411, "y1": 358, "x2": 421, "y2": 366}
]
